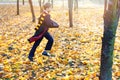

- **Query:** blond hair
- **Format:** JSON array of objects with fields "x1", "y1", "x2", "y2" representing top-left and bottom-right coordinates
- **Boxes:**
[{"x1": 41, "y1": 2, "x2": 51, "y2": 12}]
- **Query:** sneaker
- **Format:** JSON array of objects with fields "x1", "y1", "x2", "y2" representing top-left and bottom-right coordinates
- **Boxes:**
[
  {"x1": 42, "y1": 51, "x2": 51, "y2": 56},
  {"x1": 28, "y1": 56, "x2": 33, "y2": 62}
]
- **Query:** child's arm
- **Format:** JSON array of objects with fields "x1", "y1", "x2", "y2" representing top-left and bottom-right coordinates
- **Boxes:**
[
  {"x1": 44, "y1": 14, "x2": 53, "y2": 27},
  {"x1": 51, "y1": 20, "x2": 59, "y2": 28},
  {"x1": 44, "y1": 14, "x2": 59, "y2": 28}
]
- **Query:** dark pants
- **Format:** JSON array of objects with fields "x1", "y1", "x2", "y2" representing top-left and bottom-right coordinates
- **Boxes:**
[{"x1": 29, "y1": 32, "x2": 54, "y2": 58}]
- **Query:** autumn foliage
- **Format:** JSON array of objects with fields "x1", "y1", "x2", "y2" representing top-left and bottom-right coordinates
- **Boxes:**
[{"x1": 0, "y1": 5, "x2": 120, "y2": 80}]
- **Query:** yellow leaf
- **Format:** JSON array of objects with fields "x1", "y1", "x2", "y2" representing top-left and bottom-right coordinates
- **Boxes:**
[
  {"x1": 62, "y1": 75, "x2": 69, "y2": 80},
  {"x1": 37, "y1": 57, "x2": 44, "y2": 67},
  {"x1": 69, "y1": 75, "x2": 74, "y2": 80},
  {"x1": 115, "y1": 71, "x2": 120, "y2": 77},
  {"x1": 91, "y1": 72, "x2": 97, "y2": 78},
  {"x1": 18, "y1": 76, "x2": 27, "y2": 80},
  {"x1": 4, "y1": 66, "x2": 12, "y2": 72},
  {"x1": 67, "y1": 69, "x2": 73, "y2": 75},
  {"x1": 38, "y1": 77, "x2": 44, "y2": 80},
  {"x1": 3, "y1": 73, "x2": 13, "y2": 78},
  {"x1": 23, "y1": 61, "x2": 30, "y2": 64},
  {"x1": 84, "y1": 76, "x2": 90, "y2": 80},
  {"x1": 93, "y1": 77, "x2": 99, "y2": 80}
]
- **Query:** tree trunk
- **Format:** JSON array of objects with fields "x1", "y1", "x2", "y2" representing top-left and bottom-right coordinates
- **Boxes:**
[
  {"x1": 43, "y1": 0, "x2": 45, "y2": 4},
  {"x1": 38, "y1": 0, "x2": 42, "y2": 7},
  {"x1": 51, "y1": 0, "x2": 53, "y2": 8},
  {"x1": 74, "y1": 0, "x2": 78, "y2": 11},
  {"x1": 104, "y1": 0, "x2": 107, "y2": 15},
  {"x1": 23, "y1": 0, "x2": 24, "y2": 5},
  {"x1": 48, "y1": 0, "x2": 50, "y2": 2},
  {"x1": 38, "y1": 0, "x2": 42, "y2": 13},
  {"x1": 17, "y1": 0, "x2": 19, "y2": 15},
  {"x1": 118, "y1": 0, "x2": 120, "y2": 17},
  {"x1": 29, "y1": 0, "x2": 35, "y2": 22},
  {"x1": 100, "y1": 0, "x2": 119, "y2": 80},
  {"x1": 68, "y1": 0, "x2": 73, "y2": 27}
]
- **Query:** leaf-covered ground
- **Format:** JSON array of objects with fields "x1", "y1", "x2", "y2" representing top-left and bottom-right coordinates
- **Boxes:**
[{"x1": 0, "y1": 5, "x2": 120, "y2": 80}]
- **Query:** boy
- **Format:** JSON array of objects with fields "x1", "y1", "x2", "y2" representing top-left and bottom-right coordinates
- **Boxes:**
[{"x1": 28, "y1": 2, "x2": 59, "y2": 61}]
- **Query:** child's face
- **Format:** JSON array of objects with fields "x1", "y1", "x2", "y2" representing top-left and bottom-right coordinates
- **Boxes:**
[{"x1": 46, "y1": 7, "x2": 52, "y2": 13}]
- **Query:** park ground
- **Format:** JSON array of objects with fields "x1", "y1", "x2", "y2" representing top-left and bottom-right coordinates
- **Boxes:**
[{"x1": 0, "y1": 5, "x2": 120, "y2": 80}]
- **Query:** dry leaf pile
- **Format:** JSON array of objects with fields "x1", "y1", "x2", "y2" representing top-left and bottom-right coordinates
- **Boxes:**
[{"x1": 0, "y1": 5, "x2": 120, "y2": 80}]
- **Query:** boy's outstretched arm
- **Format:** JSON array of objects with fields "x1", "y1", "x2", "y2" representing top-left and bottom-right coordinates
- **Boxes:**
[
  {"x1": 45, "y1": 14, "x2": 59, "y2": 28},
  {"x1": 44, "y1": 14, "x2": 53, "y2": 27}
]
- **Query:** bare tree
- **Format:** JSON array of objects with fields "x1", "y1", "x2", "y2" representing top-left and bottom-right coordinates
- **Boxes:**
[
  {"x1": 17, "y1": 0, "x2": 19, "y2": 15},
  {"x1": 74, "y1": 0, "x2": 78, "y2": 11},
  {"x1": 38, "y1": 0, "x2": 42, "y2": 7},
  {"x1": 118, "y1": 0, "x2": 120, "y2": 16},
  {"x1": 29, "y1": 0, "x2": 36, "y2": 22},
  {"x1": 43, "y1": 0, "x2": 45, "y2": 4},
  {"x1": 100, "y1": 0, "x2": 120, "y2": 80},
  {"x1": 104, "y1": 0, "x2": 107, "y2": 15},
  {"x1": 68, "y1": 0, "x2": 73, "y2": 27},
  {"x1": 48, "y1": 0, "x2": 50, "y2": 2},
  {"x1": 23, "y1": 0, "x2": 24, "y2": 5},
  {"x1": 38, "y1": 0, "x2": 42, "y2": 13},
  {"x1": 51, "y1": 0, "x2": 53, "y2": 8}
]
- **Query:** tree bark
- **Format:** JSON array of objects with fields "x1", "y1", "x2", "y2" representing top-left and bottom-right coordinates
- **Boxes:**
[
  {"x1": 74, "y1": 0, "x2": 78, "y2": 11},
  {"x1": 68, "y1": 0, "x2": 73, "y2": 27},
  {"x1": 29, "y1": 0, "x2": 36, "y2": 22},
  {"x1": 43, "y1": 0, "x2": 45, "y2": 4},
  {"x1": 48, "y1": 0, "x2": 50, "y2": 2},
  {"x1": 104, "y1": 0, "x2": 107, "y2": 15},
  {"x1": 100, "y1": 0, "x2": 119, "y2": 80},
  {"x1": 38, "y1": 0, "x2": 42, "y2": 13},
  {"x1": 118, "y1": 0, "x2": 120, "y2": 17},
  {"x1": 51, "y1": 0, "x2": 53, "y2": 8},
  {"x1": 23, "y1": 0, "x2": 24, "y2": 5},
  {"x1": 17, "y1": 0, "x2": 19, "y2": 15}
]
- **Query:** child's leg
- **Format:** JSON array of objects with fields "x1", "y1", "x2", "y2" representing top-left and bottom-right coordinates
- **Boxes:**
[
  {"x1": 44, "y1": 32, "x2": 54, "y2": 51},
  {"x1": 28, "y1": 37, "x2": 43, "y2": 58}
]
